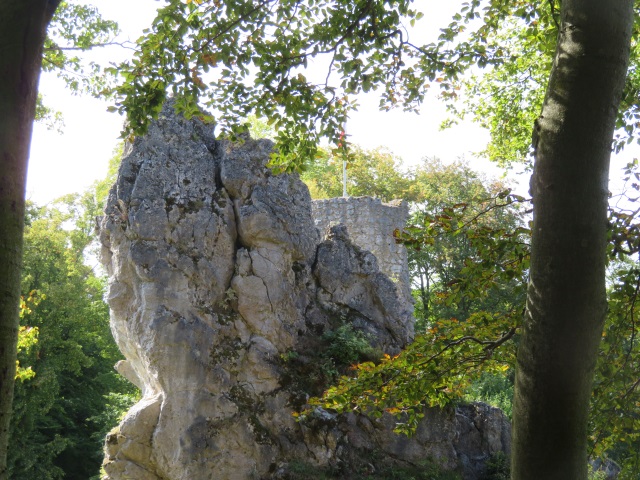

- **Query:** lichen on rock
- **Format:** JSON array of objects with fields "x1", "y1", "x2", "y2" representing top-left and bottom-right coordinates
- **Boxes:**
[{"x1": 99, "y1": 101, "x2": 509, "y2": 480}]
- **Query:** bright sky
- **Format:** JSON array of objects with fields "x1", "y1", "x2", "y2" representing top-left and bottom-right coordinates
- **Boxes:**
[{"x1": 26, "y1": 1, "x2": 635, "y2": 205}]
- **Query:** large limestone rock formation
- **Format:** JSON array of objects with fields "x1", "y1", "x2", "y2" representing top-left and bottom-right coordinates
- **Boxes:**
[{"x1": 99, "y1": 102, "x2": 510, "y2": 480}]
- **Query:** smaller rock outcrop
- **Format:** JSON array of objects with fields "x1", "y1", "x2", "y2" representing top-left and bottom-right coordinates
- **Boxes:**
[
  {"x1": 313, "y1": 196, "x2": 412, "y2": 306},
  {"x1": 315, "y1": 224, "x2": 412, "y2": 353},
  {"x1": 99, "y1": 101, "x2": 510, "y2": 480}
]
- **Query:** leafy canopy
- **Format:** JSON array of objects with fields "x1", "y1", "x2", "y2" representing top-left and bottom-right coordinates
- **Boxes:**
[
  {"x1": 109, "y1": 1, "x2": 640, "y2": 172},
  {"x1": 109, "y1": 0, "x2": 543, "y2": 170}
]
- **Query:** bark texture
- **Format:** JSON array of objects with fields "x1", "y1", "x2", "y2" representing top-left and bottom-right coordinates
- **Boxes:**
[
  {"x1": 512, "y1": 1, "x2": 633, "y2": 479},
  {"x1": 0, "y1": 1, "x2": 59, "y2": 477}
]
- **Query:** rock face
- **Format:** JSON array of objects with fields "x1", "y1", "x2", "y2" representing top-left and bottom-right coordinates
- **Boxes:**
[
  {"x1": 99, "y1": 101, "x2": 510, "y2": 480},
  {"x1": 313, "y1": 197, "x2": 412, "y2": 306}
]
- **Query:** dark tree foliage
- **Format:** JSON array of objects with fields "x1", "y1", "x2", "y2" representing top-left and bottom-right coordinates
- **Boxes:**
[{"x1": 9, "y1": 196, "x2": 137, "y2": 480}]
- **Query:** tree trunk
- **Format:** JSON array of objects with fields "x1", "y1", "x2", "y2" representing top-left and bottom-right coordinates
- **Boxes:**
[
  {"x1": 512, "y1": 1, "x2": 633, "y2": 479},
  {"x1": 0, "y1": 1, "x2": 59, "y2": 477}
]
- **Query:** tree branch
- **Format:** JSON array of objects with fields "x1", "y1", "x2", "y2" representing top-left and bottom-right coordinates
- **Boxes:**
[{"x1": 44, "y1": 40, "x2": 137, "y2": 52}]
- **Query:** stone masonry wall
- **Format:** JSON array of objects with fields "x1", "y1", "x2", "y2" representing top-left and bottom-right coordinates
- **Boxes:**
[{"x1": 312, "y1": 196, "x2": 412, "y2": 306}]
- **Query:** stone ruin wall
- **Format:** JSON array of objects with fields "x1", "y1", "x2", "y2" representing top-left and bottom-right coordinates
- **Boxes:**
[{"x1": 312, "y1": 196, "x2": 412, "y2": 305}]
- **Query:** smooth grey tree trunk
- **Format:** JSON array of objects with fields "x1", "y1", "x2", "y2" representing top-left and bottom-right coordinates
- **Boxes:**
[
  {"x1": 512, "y1": 1, "x2": 633, "y2": 478},
  {"x1": 0, "y1": 1, "x2": 59, "y2": 477}
]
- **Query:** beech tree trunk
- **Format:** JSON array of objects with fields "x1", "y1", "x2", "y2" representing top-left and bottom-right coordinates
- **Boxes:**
[
  {"x1": 0, "y1": 1, "x2": 59, "y2": 477},
  {"x1": 512, "y1": 1, "x2": 633, "y2": 478}
]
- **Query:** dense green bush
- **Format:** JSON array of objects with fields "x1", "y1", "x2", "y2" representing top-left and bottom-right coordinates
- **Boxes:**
[{"x1": 321, "y1": 323, "x2": 376, "y2": 376}]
